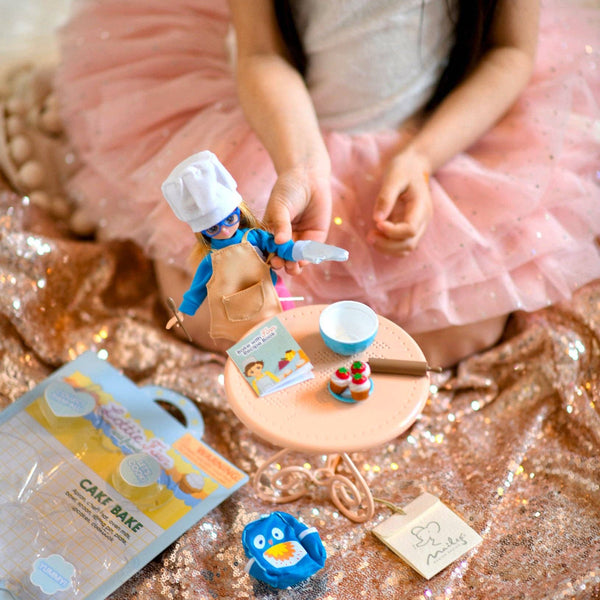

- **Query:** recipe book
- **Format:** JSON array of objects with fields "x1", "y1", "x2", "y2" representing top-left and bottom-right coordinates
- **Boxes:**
[{"x1": 227, "y1": 315, "x2": 314, "y2": 396}]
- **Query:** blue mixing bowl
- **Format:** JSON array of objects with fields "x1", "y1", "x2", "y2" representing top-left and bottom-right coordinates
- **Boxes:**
[{"x1": 319, "y1": 301, "x2": 379, "y2": 355}]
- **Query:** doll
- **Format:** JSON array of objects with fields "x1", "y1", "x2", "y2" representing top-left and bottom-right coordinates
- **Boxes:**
[{"x1": 163, "y1": 151, "x2": 348, "y2": 343}]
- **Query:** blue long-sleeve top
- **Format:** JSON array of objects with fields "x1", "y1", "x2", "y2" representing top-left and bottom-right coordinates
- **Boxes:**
[{"x1": 179, "y1": 228, "x2": 296, "y2": 316}]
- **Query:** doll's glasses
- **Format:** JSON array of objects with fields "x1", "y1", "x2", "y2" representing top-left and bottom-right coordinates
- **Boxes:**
[{"x1": 202, "y1": 207, "x2": 241, "y2": 237}]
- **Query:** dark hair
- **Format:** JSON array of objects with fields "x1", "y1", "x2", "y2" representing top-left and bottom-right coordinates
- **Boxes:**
[
  {"x1": 244, "y1": 360, "x2": 264, "y2": 376},
  {"x1": 274, "y1": 1, "x2": 308, "y2": 76},
  {"x1": 426, "y1": 0, "x2": 499, "y2": 110},
  {"x1": 275, "y1": 0, "x2": 499, "y2": 110}
]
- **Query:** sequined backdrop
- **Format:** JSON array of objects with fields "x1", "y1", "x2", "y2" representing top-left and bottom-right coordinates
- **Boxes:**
[
  {"x1": 1, "y1": 186, "x2": 599, "y2": 599},
  {"x1": 1, "y1": 0, "x2": 600, "y2": 587}
]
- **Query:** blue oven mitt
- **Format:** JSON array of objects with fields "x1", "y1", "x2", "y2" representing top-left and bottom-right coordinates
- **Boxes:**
[{"x1": 242, "y1": 511, "x2": 326, "y2": 588}]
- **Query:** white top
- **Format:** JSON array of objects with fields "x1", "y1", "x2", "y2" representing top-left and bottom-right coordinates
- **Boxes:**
[{"x1": 290, "y1": 0, "x2": 457, "y2": 133}]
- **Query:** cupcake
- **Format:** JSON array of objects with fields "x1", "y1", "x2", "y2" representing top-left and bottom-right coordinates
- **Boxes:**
[
  {"x1": 350, "y1": 373, "x2": 371, "y2": 401},
  {"x1": 350, "y1": 360, "x2": 371, "y2": 379},
  {"x1": 330, "y1": 366, "x2": 352, "y2": 395},
  {"x1": 179, "y1": 472, "x2": 205, "y2": 495}
]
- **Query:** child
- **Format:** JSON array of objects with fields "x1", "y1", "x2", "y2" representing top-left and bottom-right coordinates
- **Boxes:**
[{"x1": 56, "y1": 0, "x2": 600, "y2": 365}]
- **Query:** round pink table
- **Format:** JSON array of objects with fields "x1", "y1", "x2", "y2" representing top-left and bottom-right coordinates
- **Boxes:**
[{"x1": 224, "y1": 305, "x2": 430, "y2": 522}]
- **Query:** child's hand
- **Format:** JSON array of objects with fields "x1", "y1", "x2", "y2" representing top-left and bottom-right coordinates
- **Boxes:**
[
  {"x1": 264, "y1": 165, "x2": 332, "y2": 275},
  {"x1": 368, "y1": 148, "x2": 433, "y2": 256}
]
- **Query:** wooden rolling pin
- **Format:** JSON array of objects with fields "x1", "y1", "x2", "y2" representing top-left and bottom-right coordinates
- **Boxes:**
[{"x1": 368, "y1": 357, "x2": 442, "y2": 377}]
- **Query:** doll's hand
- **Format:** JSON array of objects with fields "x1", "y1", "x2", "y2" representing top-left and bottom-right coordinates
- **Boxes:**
[
  {"x1": 368, "y1": 148, "x2": 433, "y2": 256},
  {"x1": 166, "y1": 311, "x2": 184, "y2": 330},
  {"x1": 264, "y1": 164, "x2": 332, "y2": 275}
]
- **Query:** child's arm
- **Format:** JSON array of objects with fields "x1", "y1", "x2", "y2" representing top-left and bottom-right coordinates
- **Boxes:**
[
  {"x1": 370, "y1": 0, "x2": 540, "y2": 256},
  {"x1": 228, "y1": 0, "x2": 332, "y2": 274}
]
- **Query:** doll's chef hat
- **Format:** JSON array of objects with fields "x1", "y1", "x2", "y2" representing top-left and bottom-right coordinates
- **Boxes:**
[{"x1": 161, "y1": 151, "x2": 242, "y2": 232}]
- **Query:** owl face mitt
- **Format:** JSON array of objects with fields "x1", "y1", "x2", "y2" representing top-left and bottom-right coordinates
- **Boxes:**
[{"x1": 242, "y1": 511, "x2": 326, "y2": 589}]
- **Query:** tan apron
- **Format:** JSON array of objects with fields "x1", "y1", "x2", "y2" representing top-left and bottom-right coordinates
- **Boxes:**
[{"x1": 206, "y1": 230, "x2": 283, "y2": 342}]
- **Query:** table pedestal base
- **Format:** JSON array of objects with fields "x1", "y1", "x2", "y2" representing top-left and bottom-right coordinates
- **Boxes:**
[{"x1": 252, "y1": 449, "x2": 375, "y2": 523}]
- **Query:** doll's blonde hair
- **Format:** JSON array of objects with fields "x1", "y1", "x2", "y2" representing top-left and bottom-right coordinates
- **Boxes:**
[{"x1": 189, "y1": 201, "x2": 266, "y2": 267}]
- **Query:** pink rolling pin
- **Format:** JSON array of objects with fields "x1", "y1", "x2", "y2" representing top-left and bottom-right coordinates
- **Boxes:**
[{"x1": 368, "y1": 358, "x2": 442, "y2": 377}]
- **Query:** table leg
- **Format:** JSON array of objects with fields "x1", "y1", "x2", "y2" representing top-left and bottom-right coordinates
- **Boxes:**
[
  {"x1": 253, "y1": 448, "x2": 312, "y2": 504},
  {"x1": 252, "y1": 449, "x2": 375, "y2": 523}
]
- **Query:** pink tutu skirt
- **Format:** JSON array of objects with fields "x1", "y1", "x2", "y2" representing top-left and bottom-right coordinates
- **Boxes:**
[{"x1": 56, "y1": 0, "x2": 600, "y2": 334}]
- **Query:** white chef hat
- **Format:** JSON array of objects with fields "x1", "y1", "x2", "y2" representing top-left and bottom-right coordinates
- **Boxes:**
[{"x1": 161, "y1": 151, "x2": 243, "y2": 232}]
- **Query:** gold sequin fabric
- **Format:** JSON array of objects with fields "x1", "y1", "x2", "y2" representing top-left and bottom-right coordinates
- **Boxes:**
[{"x1": 1, "y1": 192, "x2": 599, "y2": 599}]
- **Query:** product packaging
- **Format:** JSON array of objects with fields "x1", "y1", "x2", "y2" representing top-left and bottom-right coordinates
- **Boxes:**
[{"x1": 0, "y1": 351, "x2": 247, "y2": 599}]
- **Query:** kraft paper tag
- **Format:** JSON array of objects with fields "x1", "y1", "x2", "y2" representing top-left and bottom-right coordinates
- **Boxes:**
[{"x1": 371, "y1": 493, "x2": 482, "y2": 579}]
